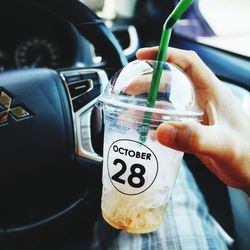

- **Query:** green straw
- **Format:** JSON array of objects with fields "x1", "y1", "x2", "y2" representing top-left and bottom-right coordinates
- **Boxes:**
[{"x1": 139, "y1": 0, "x2": 193, "y2": 142}]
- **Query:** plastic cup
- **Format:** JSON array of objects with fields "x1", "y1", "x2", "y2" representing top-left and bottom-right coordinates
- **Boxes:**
[{"x1": 97, "y1": 60, "x2": 203, "y2": 233}]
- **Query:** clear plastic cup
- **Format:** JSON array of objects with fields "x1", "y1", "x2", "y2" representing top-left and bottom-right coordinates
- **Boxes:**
[{"x1": 97, "y1": 60, "x2": 203, "y2": 233}]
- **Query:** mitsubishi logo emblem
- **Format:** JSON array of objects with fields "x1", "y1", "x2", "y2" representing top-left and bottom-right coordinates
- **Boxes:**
[{"x1": 0, "y1": 90, "x2": 31, "y2": 125}]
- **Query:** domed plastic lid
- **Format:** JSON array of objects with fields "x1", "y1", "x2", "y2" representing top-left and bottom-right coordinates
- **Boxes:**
[{"x1": 99, "y1": 60, "x2": 203, "y2": 120}]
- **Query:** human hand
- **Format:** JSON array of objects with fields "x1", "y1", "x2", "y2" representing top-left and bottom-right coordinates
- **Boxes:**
[{"x1": 137, "y1": 47, "x2": 250, "y2": 195}]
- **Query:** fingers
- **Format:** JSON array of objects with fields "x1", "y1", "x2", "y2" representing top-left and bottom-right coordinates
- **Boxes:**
[
  {"x1": 136, "y1": 46, "x2": 160, "y2": 61},
  {"x1": 137, "y1": 47, "x2": 219, "y2": 90},
  {"x1": 123, "y1": 75, "x2": 152, "y2": 95},
  {"x1": 156, "y1": 121, "x2": 223, "y2": 156},
  {"x1": 123, "y1": 72, "x2": 170, "y2": 96}
]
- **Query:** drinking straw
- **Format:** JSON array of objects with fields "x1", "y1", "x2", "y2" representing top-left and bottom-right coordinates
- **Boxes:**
[{"x1": 139, "y1": 0, "x2": 193, "y2": 142}]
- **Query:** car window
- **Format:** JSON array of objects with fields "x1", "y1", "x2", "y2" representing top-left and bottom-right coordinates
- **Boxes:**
[
  {"x1": 175, "y1": 0, "x2": 250, "y2": 57},
  {"x1": 82, "y1": 0, "x2": 250, "y2": 58}
]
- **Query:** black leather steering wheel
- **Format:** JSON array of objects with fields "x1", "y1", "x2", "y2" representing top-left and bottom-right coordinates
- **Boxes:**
[{"x1": 0, "y1": 0, "x2": 127, "y2": 236}]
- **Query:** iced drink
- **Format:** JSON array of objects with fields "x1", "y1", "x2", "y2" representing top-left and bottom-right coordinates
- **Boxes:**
[
  {"x1": 101, "y1": 127, "x2": 183, "y2": 233},
  {"x1": 98, "y1": 60, "x2": 202, "y2": 233}
]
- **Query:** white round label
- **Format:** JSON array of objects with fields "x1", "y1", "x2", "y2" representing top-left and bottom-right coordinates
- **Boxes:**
[{"x1": 107, "y1": 139, "x2": 158, "y2": 195}]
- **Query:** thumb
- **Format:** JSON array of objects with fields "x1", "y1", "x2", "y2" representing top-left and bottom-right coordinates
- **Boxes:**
[{"x1": 156, "y1": 121, "x2": 219, "y2": 155}]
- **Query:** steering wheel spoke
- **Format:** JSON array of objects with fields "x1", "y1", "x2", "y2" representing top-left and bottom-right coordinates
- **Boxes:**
[{"x1": 59, "y1": 68, "x2": 107, "y2": 162}]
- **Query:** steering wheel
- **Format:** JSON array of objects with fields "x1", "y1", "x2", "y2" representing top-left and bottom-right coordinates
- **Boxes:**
[{"x1": 0, "y1": 0, "x2": 127, "y2": 235}]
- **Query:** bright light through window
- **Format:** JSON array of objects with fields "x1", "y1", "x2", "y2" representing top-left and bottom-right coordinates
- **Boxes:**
[{"x1": 198, "y1": 0, "x2": 250, "y2": 56}]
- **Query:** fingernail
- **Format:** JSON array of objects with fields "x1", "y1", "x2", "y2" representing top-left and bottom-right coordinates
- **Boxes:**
[{"x1": 156, "y1": 122, "x2": 177, "y2": 146}]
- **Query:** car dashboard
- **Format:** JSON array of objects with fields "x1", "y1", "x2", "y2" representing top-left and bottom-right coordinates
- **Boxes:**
[
  {"x1": 0, "y1": 1, "x2": 139, "y2": 73},
  {"x1": 0, "y1": 1, "x2": 79, "y2": 72}
]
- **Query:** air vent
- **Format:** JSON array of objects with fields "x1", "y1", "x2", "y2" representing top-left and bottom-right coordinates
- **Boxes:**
[
  {"x1": 112, "y1": 29, "x2": 130, "y2": 49},
  {"x1": 93, "y1": 25, "x2": 139, "y2": 63},
  {"x1": 111, "y1": 25, "x2": 139, "y2": 59}
]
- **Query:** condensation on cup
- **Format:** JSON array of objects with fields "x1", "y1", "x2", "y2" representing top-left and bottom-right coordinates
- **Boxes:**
[{"x1": 97, "y1": 60, "x2": 203, "y2": 233}]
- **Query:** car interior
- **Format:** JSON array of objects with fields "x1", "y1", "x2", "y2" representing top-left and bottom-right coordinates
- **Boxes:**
[{"x1": 0, "y1": 0, "x2": 249, "y2": 249}]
